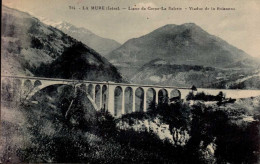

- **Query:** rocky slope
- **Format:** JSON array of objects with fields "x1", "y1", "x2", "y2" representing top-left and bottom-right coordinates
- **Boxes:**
[
  {"x1": 2, "y1": 6, "x2": 72, "y2": 76},
  {"x1": 1, "y1": 6, "x2": 123, "y2": 82},
  {"x1": 54, "y1": 21, "x2": 121, "y2": 56}
]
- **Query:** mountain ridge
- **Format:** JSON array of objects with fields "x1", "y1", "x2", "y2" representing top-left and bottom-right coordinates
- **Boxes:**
[{"x1": 54, "y1": 21, "x2": 121, "y2": 56}]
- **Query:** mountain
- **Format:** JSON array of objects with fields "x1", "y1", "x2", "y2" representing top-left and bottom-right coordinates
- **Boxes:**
[
  {"x1": 108, "y1": 23, "x2": 260, "y2": 79},
  {"x1": 54, "y1": 21, "x2": 121, "y2": 56},
  {"x1": 1, "y1": 6, "x2": 123, "y2": 82}
]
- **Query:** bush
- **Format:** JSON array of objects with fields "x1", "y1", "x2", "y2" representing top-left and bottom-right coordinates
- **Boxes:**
[{"x1": 186, "y1": 91, "x2": 225, "y2": 102}]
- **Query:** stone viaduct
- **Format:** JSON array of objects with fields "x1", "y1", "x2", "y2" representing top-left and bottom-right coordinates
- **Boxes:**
[{"x1": 1, "y1": 75, "x2": 192, "y2": 117}]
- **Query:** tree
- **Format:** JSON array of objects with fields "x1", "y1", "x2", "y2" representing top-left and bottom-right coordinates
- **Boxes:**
[{"x1": 191, "y1": 85, "x2": 197, "y2": 92}]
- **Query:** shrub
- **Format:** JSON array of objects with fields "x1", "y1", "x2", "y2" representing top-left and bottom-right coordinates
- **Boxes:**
[{"x1": 186, "y1": 91, "x2": 225, "y2": 102}]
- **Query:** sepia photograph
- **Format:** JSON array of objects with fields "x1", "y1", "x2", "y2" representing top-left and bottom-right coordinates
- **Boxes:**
[{"x1": 1, "y1": 0, "x2": 260, "y2": 163}]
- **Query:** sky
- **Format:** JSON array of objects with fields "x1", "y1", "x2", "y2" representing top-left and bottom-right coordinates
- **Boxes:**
[{"x1": 2, "y1": 0, "x2": 260, "y2": 58}]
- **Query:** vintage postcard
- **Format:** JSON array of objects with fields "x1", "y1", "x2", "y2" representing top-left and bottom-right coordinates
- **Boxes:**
[{"x1": 1, "y1": 0, "x2": 260, "y2": 163}]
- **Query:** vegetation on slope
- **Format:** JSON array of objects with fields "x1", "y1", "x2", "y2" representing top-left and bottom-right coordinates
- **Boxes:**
[
  {"x1": 1, "y1": 86, "x2": 259, "y2": 163},
  {"x1": 34, "y1": 42, "x2": 123, "y2": 82}
]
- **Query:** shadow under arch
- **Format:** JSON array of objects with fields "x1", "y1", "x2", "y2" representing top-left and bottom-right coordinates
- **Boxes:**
[
  {"x1": 169, "y1": 89, "x2": 181, "y2": 102},
  {"x1": 34, "y1": 80, "x2": 42, "y2": 88},
  {"x1": 13, "y1": 79, "x2": 22, "y2": 102},
  {"x1": 114, "y1": 86, "x2": 123, "y2": 116},
  {"x1": 135, "y1": 87, "x2": 144, "y2": 112},
  {"x1": 95, "y1": 85, "x2": 101, "y2": 109},
  {"x1": 158, "y1": 89, "x2": 168, "y2": 104},
  {"x1": 146, "y1": 88, "x2": 156, "y2": 111},
  {"x1": 23, "y1": 79, "x2": 33, "y2": 95},
  {"x1": 124, "y1": 87, "x2": 133, "y2": 114},
  {"x1": 1, "y1": 78, "x2": 13, "y2": 101},
  {"x1": 77, "y1": 83, "x2": 87, "y2": 92},
  {"x1": 87, "y1": 84, "x2": 94, "y2": 98},
  {"x1": 102, "y1": 85, "x2": 108, "y2": 110}
]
